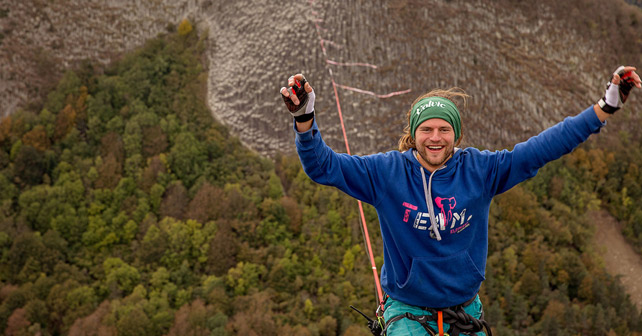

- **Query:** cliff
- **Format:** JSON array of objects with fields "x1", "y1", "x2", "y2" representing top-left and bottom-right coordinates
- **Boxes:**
[{"x1": 2, "y1": 0, "x2": 642, "y2": 156}]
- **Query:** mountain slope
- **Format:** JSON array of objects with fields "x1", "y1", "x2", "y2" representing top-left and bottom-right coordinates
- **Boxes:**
[
  {"x1": 593, "y1": 210, "x2": 642, "y2": 311},
  {"x1": 0, "y1": 19, "x2": 641, "y2": 336},
  {"x1": 3, "y1": 0, "x2": 642, "y2": 157}
]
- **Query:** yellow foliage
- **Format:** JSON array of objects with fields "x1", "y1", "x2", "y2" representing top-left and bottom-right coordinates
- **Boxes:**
[
  {"x1": 0, "y1": 116, "x2": 11, "y2": 143},
  {"x1": 521, "y1": 237, "x2": 552, "y2": 271},
  {"x1": 22, "y1": 125, "x2": 50, "y2": 151},
  {"x1": 542, "y1": 300, "x2": 565, "y2": 320},
  {"x1": 342, "y1": 249, "x2": 355, "y2": 272},
  {"x1": 502, "y1": 245, "x2": 518, "y2": 277},
  {"x1": 75, "y1": 86, "x2": 89, "y2": 120},
  {"x1": 578, "y1": 275, "x2": 594, "y2": 301},
  {"x1": 76, "y1": 86, "x2": 88, "y2": 109},
  {"x1": 556, "y1": 269, "x2": 570, "y2": 285},
  {"x1": 178, "y1": 19, "x2": 193, "y2": 36},
  {"x1": 303, "y1": 298, "x2": 314, "y2": 318},
  {"x1": 343, "y1": 324, "x2": 371, "y2": 336},
  {"x1": 54, "y1": 104, "x2": 76, "y2": 140},
  {"x1": 495, "y1": 186, "x2": 539, "y2": 229}
]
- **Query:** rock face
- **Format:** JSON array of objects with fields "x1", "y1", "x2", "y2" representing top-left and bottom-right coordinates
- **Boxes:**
[
  {"x1": 0, "y1": 0, "x2": 195, "y2": 116},
  {"x1": 2, "y1": 0, "x2": 642, "y2": 156}
]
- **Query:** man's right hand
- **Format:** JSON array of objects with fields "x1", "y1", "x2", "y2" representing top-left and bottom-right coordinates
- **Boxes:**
[{"x1": 280, "y1": 74, "x2": 315, "y2": 127}]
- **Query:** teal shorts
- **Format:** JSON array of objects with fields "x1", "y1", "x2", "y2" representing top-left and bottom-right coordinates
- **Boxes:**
[{"x1": 383, "y1": 295, "x2": 486, "y2": 336}]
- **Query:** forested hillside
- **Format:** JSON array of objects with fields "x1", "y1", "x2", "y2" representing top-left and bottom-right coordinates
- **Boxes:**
[{"x1": 0, "y1": 21, "x2": 641, "y2": 336}]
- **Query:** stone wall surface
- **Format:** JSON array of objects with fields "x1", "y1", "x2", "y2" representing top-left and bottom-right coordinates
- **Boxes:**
[{"x1": 2, "y1": 0, "x2": 642, "y2": 156}]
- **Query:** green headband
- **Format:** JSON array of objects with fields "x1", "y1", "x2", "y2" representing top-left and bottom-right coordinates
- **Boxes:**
[{"x1": 410, "y1": 97, "x2": 461, "y2": 141}]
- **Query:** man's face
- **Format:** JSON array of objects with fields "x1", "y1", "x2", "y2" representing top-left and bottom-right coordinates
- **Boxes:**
[{"x1": 414, "y1": 118, "x2": 456, "y2": 172}]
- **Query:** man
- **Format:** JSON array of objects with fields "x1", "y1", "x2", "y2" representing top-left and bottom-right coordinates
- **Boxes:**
[{"x1": 280, "y1": 67, "x2": 640, "y2": 335}]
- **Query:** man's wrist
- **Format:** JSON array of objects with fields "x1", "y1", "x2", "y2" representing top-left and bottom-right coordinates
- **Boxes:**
[
  {"x1": 597, "y1": 98, "x2": 618, "y2": 114},
  {"x1": 593, "y1": 103, "x2": 611, "y2": 123},
  {"x1": 294, "y1": 111, "x2": 315, "y2": 122}
]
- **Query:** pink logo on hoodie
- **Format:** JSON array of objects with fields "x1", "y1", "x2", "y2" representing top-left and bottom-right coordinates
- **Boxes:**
[{"x1": 434, "y1": 197, "x2": 456, "y2": 225}]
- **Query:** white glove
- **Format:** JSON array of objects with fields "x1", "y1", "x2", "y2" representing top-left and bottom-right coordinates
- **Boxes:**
[{"x1": 598, "y1": 66, "x2": 636, "y2": 114}]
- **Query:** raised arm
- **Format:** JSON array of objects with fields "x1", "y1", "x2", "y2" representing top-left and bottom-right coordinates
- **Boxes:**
[
  {"x1": 486, "y1": 65, "x2": 640, "y2": 196},
  {"x1": 279, "y1": 74, "x2": 386, "y2": 205}
]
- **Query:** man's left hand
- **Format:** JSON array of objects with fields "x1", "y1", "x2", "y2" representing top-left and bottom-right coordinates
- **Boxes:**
[{"x1": 599, "y1": 66, "x2": 641, "y2": 114}]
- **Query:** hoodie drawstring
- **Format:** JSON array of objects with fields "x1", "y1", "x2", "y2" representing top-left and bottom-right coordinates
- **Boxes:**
[{"x1": 420, "y1": 165, "x2": 443, "y2": 241}]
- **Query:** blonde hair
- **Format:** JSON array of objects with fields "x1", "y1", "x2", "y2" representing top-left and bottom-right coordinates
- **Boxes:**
[{"x1": 398, "y1": 88, "x2": 469, "y2": 151}]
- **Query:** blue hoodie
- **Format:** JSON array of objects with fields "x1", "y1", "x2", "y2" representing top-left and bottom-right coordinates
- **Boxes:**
[{"x1": 295, "y1": 106, "x2": 604, "y2": 308}]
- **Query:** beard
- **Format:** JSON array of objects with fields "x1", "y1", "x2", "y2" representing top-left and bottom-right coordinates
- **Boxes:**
[{"x1": 416, "y1": 143, "x2": 454, "y2": 171}]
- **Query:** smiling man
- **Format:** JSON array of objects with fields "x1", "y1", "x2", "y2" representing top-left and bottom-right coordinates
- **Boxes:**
[
  {"x1": 406, "y1": 94, "x2": 461, "y2": 171},
  {"x1": 280, "y1": 67, "x2": 641, "y2": 336},
  {"x1": 414, "y1": 117, "x2": 455, "y2": 168}
]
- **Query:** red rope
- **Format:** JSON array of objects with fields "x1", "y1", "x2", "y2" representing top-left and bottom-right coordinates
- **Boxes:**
[
  {"x1": 330, "y1": 80, "x2": 351, "y2": 154},
  {"x1": 335, "y1": 83, "x2": 412, "y2": 99},
  {"x1": 313, "y1": 19, "x2": 385, "y2": 310}
]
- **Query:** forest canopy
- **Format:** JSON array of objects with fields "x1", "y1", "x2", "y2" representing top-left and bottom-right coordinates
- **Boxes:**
[{"x1": 0, "y1": 20, "x2": 641, "y2": 336}]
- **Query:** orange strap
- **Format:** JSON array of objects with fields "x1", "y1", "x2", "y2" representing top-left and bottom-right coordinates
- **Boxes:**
[{"x1": 437, "y1": 310, "x2": 444, "y2": 336}]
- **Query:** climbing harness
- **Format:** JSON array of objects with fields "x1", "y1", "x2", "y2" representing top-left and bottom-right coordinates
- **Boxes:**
[{"x1": 352, "y1": 295, "x2": 492, "y2": 336}]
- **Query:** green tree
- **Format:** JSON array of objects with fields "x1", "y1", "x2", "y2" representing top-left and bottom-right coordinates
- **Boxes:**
[
  {"x1": 160, "y1": 181, "x2": 188, "y2": 220},
  {"x1": 168, "y1": 132, "x2": 206, "y2": 188},
  {"x1": 103, "y1": 258, "x2": 141, "y2": 296},
  {"x1": 6, "y1": 232, "x2": 49, "y2": 283},
  {"x1": 116, "y1": 306, "x2": 152, "y2": 336},
  {"x1": 13, "y1": 145, "x2": 48, "y2": 186},
  {"x1": 225, "y1": 262, "x2": 267, "y2": 296},
  {"x1": 158, "y1": 217, "x2": 213, "y2": 269},
  {"x1": 139, "y1": 223, "x2": 169, "y2": 266}
]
